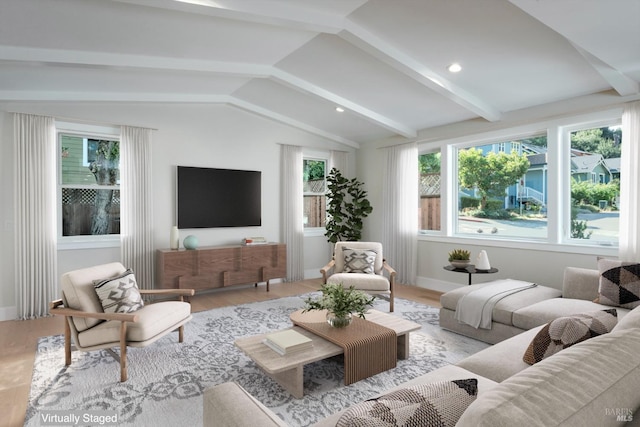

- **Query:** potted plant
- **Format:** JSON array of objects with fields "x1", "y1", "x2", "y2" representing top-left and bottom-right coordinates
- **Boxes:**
[
  {"x1": 303, "y1": 283, "x2": 376, "y2": 328},
  {"x1": 448, "y1": 249, "x2": 471, "y2": 269},
  {"x1": 324, "y1": 168, "x2": 373, "y2": 244}
]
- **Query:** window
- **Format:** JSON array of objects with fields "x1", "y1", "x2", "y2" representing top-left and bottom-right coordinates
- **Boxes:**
[
  {"x1": 569, "y1": 124, "x2": 621, "y2": 244},
  {"x1": 58, "y1": 125, "x2": 120, "y2": 242},
  {"x1": 303, "y1": 158, "x2": 326, "y2": 228},
  {"x1": 419, "y1": 152, "x2": 441, "y2": 231},
  {"x1": 418, "y1": 110, "x2": 622, "y2": 250},
  {"x1": 454, "y1": 135, "x2": 547, "y2": 240}
]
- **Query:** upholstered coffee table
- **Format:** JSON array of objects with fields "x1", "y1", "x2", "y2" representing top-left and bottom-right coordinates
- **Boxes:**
[{"x1": 234, "y1": 309, "x2": 421, "y2": 398}]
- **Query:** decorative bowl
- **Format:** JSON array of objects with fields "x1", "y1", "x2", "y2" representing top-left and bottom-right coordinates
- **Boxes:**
[{"x1": 450, "y1": 260, "x2": 471, "y2": 269}]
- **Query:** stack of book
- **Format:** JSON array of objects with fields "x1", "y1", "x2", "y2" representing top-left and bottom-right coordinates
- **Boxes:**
[
  {"x1": 263, "y1": 329, "x2": 312, "y2": 356},
  {"x1": 242, "y1": 236, "x2": 268, "y2": 245}
]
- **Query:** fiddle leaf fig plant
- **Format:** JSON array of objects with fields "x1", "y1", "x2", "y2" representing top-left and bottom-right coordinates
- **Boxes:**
[{"x1": 324, "y1": 168, "x2": 373, "y2": 243}]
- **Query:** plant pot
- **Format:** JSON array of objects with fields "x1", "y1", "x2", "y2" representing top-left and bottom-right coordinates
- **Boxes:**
[
  {"x1": 326, "y1": 311, "x2": 353, "y2": 328},
  {"x1": 450, "y1": 260, "x2": 471, "y2": 269}
]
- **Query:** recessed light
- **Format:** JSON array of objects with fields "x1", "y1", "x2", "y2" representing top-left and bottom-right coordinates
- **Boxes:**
[
  {"x1": 448, "y1": 63, "x2": 462, "y2": 73},
  {"x1": 335, "y1": 107, "x2": 345, "y2": 113}
]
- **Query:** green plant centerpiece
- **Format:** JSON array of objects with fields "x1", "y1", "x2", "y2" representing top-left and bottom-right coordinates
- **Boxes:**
[
  {"x1": 324, "y1": 168, "x2": 373, "y2": 243},
  {"x1": 448, "y1": 249, "x2": 471, "y2": 269},
  {"x1": 303, "y1": 283, "x2": 376, "y2": 328}
]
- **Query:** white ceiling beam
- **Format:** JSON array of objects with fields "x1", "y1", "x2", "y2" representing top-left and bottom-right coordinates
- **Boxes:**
[
  {"x1": 571, "y1": 43, "x2": 639, "y2": 97},
  {"x1": 271, "y1": 69, "x2": 417, "y2": 138},
  {"x1": 0, "y1": 46, "x2": 272, "y2": 78},
  {"x1": 231, "y1": 99, "x2": 360, "y2": 149},
  {"x1": 0, "y1": 87, "x2": 359, "y2": 147},
  {"x1": 0, "y1": 45, "x2": 406, "y2": 138},
  {"x1": 339, "y1": 23, "x2": 502, "y2": 123},
  {"x1": 112, "y1": 0, "x2": 347, "y2": 34}
]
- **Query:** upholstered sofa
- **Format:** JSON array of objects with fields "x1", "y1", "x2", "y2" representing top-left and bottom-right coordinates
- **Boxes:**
[
  {"x1": 439, "y1": 265, "x2": 634, "y2": 344},
  {"x1": 203, "y1": 266, "x2": 640, "y2": 426}
]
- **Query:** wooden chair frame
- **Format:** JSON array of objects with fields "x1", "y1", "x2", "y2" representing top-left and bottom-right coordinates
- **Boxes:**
[{"x1": 49, "y1": 288, "x2": 195, "y2": 382}]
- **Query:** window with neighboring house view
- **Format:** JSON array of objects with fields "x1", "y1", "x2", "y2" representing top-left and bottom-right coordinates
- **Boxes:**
[
  {"x1": 454, "y1": 135, "x2": 548, "y2": 240},
  {"x1": 418, "y1": 111, "x2": 622, "y2": 249},
  {"x1": 303, "y1": 158, "x2": 326, "y2": 228},
  {"x1": 569, "y1": 124, "x2": 621, "y2": 244},
  {"x1": 58, "y1": 129, "x2": 120, "y2": 240}
]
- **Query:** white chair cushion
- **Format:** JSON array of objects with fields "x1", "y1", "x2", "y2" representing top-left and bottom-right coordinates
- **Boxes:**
[
  {"x1": 77, "y1": 301, "x2": 191, "y2": 348},
  {"x1": 328, "y1": 273, "x2": 390, "y2": 292},
  {"x1": 61, "y1": 262, "x2": 127, "y2": 332}
]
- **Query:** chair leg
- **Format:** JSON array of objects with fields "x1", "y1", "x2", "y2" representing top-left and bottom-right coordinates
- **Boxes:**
[
  {"x1": 178, "y1": 325, "x2": 185, "y2": 343},
  {"x1": 64, "y1": 317, "x2": 72, "y2": 366},
  {"x1": 120, "y1": 322, "x2": 128, "y2": 382},
  {"x1": 389, "y1": 295, "x2": 394, "y2": 312}
]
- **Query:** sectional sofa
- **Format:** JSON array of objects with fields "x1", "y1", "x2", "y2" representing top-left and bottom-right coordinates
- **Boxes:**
[{"x1": 203, "y1": 265, "x2": 640, "y2": 426}]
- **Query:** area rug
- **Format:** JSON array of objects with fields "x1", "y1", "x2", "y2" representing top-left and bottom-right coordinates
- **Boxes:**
[{"x1": 25, "y1": 294, "x2": 489, "y2": 427}]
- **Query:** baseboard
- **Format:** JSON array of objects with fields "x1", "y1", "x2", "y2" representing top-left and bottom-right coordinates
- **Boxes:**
[
  {"x1": 415, "y1": 276, "x2": 465, "y2": 294},
  {"x1": 0, "y1": 305, "x2": 17, "y2": 321}
]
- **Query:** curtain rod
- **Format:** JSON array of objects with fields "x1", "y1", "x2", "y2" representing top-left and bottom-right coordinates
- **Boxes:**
[{"x1": 7, "y1": 111, "x2": 158, "y2": 131}]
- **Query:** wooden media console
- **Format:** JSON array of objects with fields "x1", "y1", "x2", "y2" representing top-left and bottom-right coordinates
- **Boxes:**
[{"x1": 157, "y1": 243, "x2": 286, "y2": 291}]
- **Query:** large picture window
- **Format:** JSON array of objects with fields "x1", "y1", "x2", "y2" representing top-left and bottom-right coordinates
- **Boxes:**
[
  {"x1": 419, "y1": 110, "x2": 622, "y2": 250},
  {"x1": 59, "y1": 131, "x2": 120, "y2": 238},
  {"x1": 455, "y1": 135, "x2": 547, "y2": 240}
]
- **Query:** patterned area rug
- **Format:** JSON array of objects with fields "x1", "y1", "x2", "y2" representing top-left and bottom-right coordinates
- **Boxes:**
[{"x1": 25, "y1": 294, "x2": 489, "y2": 427}]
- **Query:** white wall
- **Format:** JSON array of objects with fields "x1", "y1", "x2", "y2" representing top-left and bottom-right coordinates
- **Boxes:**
[{"x1": 0, "y1": 103, "x2": 352, "y2": 319}]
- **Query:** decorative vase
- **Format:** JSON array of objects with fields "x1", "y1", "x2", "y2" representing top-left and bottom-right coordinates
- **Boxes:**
[
  {"x1": 183, "y1": 235, "x2": 198, "y2": 250},
  {"x1": 450, "y1": 260, "x2": 471, "y2": 269},
  {"x1": 326, "y1": 311, "x2": 353, "y2": 328},
  {"x1": 476, "y1": 250, "x2": 491, "y2": 270},
  {"x1": 170, "y1": 226, "x2": 179, "y2": 250}
]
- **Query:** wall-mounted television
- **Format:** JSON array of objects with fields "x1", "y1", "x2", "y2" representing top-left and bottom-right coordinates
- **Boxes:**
[{"x1": 177, "y1": 166, "x2": 261, "y2": 228}]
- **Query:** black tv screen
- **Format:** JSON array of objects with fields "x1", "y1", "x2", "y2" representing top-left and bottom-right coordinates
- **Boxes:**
[{"x1": 177, "y1": 166, "x2": 261, "y2": 228}]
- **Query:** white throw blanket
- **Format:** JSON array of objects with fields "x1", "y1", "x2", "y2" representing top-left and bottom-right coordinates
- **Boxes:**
[{"x1": 454, "y1": 279, "x2": 537, "y2": 329}]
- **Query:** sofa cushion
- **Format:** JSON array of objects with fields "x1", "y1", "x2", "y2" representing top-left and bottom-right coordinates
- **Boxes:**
[
  {"x1": 77, "y1": 301, "x2": 191, "y2": 348},
  {"x1": 512, "y1": 298, "x2": 627, "y2": 330},
  {"x1": 94, "y1": 268, "x2": 144, "y2": 314},
  {"x1": 441, "y1": 283, "x2": 561, "y2": 326},
  {"x1": 336, "y1": 379, "x2": 478, "y2": 427},
  {"x1": 457, "y1": 327, "x2": 640, "y2": 427},
  {"x1": 334, "y1": 242, "x2": 383, "y2": 274},
  {"x1": 327, "y1": 273, "x2": 390, "y2": 292},
  {"x1": 342, "y1": 247, "x2": 377, "y2": 274},
  {"x1": 523, "y1": 309, "x2": 617, "y2": 365},
  {"x1": 613, "y1": 304, "x2": 640, "y2": 332},
  {"x1": 596, "y1": 258, "x2": 640, "y2": 309},
  {"x1": 456, "y1": 326, "x2": 544, "y2": 383}
]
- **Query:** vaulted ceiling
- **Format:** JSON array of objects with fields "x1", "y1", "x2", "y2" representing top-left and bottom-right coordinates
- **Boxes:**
[{"x1": 1, "y1": 0, "x2": 638, "y2": 148}]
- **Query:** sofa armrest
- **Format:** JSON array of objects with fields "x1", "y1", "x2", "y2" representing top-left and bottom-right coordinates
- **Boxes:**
[
  {"x1": 203, "y1": 382, "x2": 287, "y2": 427},
  {"x1": 562, "y1": 267, "x2": 600, "y2": 301},
  {"x1": 320, "y1": 260, "x2": 335, "y2": 284}
]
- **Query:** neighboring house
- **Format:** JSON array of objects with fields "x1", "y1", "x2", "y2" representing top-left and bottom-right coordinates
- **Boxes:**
[
  {"x1": 460, "y1": 142, "x2": 617, "y2": 211},
  {"x1": 571, "y1": 153, "x2": 613, "y2": 184}
]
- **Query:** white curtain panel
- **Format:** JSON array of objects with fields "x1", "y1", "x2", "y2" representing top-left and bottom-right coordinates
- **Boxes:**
[
  {"x1": 14, "y1": 113, "x2": 58, "y2": 319},
  {"x1": 329, "y1": 150, "x2": 349, "y2": 177},
  {"x1": 619, "y1": 101, "x2": 640, "y2": 261},
  {"x1": 280, "y1": 144, "x2": 304, "y2": 281},
  {"x1": 120, "y1": 126, "x2": 155, "y2": 289},
  {"x1": 382, "y1": 142, "x2": 418, "y2": 284}
]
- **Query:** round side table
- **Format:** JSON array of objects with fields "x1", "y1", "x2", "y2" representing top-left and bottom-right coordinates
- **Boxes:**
[{"x1": 443, "y1": 264, "x2": 499, "y2": 285}]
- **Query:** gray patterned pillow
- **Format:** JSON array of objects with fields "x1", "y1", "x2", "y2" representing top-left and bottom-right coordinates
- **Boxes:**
[
  {"x1": 523, "y1": 309, "x2": 617, "y2": 365},
  {"x1": 94, "y1": 269, "x2": 144, "y2": 314},
  {"x1": 596, "y1": 259, "x2": 640, "y2": 309},
  {"x1": 336, "y1": 379, "x2": 478, "y2": 427},
  {"x1": 342, "y1": 248, "x2": 377, "y2": 274}
]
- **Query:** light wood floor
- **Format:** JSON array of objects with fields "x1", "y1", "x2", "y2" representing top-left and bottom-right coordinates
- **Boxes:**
[{"x1": 0, "y1": 279, "x2": 441, "y2": 427}]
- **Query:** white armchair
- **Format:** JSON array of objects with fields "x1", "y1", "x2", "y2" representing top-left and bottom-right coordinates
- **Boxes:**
[
  {"x1": 320, "y1": 242, "x2": 396, "y2": 312},
  {"x1": 50, "y1": 262, "x2": 195, "y2": 382}
]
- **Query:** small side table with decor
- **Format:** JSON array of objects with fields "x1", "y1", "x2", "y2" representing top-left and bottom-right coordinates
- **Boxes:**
[{"x1": 443, "y1": 264, "x2": 499, "y2": 286}]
